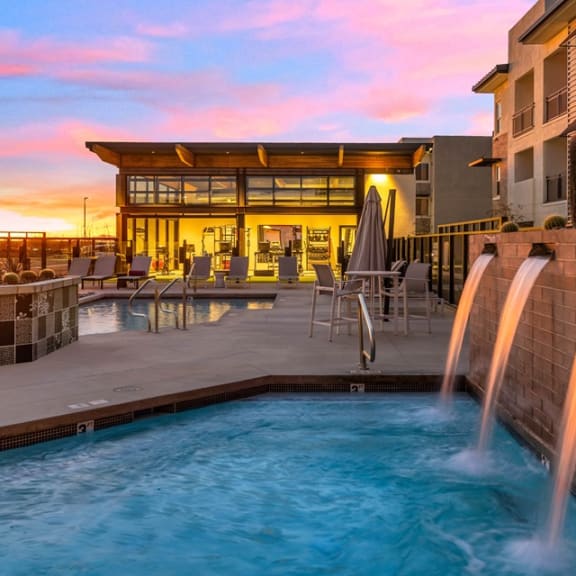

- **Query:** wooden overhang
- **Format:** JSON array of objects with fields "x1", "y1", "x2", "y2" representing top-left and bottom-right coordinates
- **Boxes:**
[
  {"x1": 519, "y1": 0, "x2": 576, "y2": 44},
  {"x1": 468, "y1": 157, "x2": 501, "y2": 168},
  {"x1": 85, "y1": 141, "x2": 425, "y2": 172},
  {"x1": 472, "y1": 64, "x2": 509, "y2": 94}
]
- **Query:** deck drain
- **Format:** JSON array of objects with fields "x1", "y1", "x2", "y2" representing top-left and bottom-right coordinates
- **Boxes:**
[{"x1": 114, "y1": 385, "x2": 143, "y2": 392}]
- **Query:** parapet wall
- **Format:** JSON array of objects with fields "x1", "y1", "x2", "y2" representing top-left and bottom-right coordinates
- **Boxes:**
[
  {"x1": 468, "y1": 229, "x2": 576, "y2": 457},
  {"x1": 0, "y1": 277, "x2": 80, "y2": 365}
]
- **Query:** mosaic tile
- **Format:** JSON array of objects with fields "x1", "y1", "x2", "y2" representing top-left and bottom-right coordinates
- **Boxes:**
[
  {"x1": 0, "y1": 296, "x2": 14, "y2": 321},
  {"x1": 55, "y1": 310, "x2": 62, "y2": 334},
  {"x1": 46, "y1": 336, "x2": 55, "y2": 353},
  {"x1": 62, "y1": 308, "x2": 70, "y2": 332},
  {"x1": 16, "y1": 294, "x2": 32, "y2": 319},
  {"x1": 53, "y1": 289, "x2": 63, "y2": 311},
  {"x1": 15, "y1": 344, "x2": 33, "y2": 364},
  {"x1": 15, "y1": 318, "x2": 32, "y2": 345},
  {"x1": 31, "y1": 292, "x2": 51, "y2": 317},
  {"x1": 61, "y1": 329, "x2": 73, "y2": 346},
  {"x1": 36, "y1": 338, "x2": 47, "y2": 358},
  {"x1": 46, "y1": 314, "x2": 55, "y2": 337},
  {"x1": 0, "y1": 322, "x2": 15, "y2": 346},
  {"x1": 38, "y1": 315, "x2": 46, "y2": 339},
  {"x1": 0, "y1": 346, "x2": 14, "y2": 365}
]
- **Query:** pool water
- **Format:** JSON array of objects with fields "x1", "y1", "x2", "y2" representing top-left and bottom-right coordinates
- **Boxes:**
[
  {"x1": 0, "y1": 394, "x2": 575, "y2": 575},
  {"x1": 79, "y1": 298, "x2": 274, "y2": 335}
]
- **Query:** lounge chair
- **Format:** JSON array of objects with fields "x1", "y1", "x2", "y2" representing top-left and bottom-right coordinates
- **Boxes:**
[
  {"x1": 66, "y1": 257, "x2": 92, "y2": 278},
  {"x1": 309, "y1": 263, "x2": 364, "y2": 341},
  {"x1": 116, "y1": 255, "x2": 152, "y2": 289},
  {"x1": 81, "y1": 255, "x2": 117, "y2": 289},
  {"x1": 225, "y1": 256, "x2": 250, "y2": 288},
  {"x1": 277, "y1": 256, "x2": 299, "y2": 287},
  {"x1": 187, "y1": 256, "x2": 212, "y2": 290}
]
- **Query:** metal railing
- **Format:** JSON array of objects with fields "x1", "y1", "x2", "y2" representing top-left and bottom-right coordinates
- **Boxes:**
[
  {"x1": 512, "y1": 103, "x2": 535, "y2": 136},
  {"x1": 128, "y1": 278, "x2": 155, "y2": 332},
  {"x1": 357, "y1": 293, "x2": 375, "y2": 370},
  {"x1": 545, "y1": 87, "x2": 567, "y2": 122}
]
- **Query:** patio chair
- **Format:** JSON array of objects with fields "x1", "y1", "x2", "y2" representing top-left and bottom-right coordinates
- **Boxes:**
[
  {"x1": 381, "y1": 261, "x2": 432, "y2": 333},
  {"x1": 225, "y1": 256, "x2": 250, "y2": 288},
  {"x1": 277, "y1": 256, "x2": 299, "y2": 287},
  {"x1": 187, "y1": 256, "x2": 212, "y2": 290},
  {"x1": 116, "y1": 255, "x2": 152, "y2": 289},
  {"x1": 66, "y1": 257, "x2": 92, "y2": 278},
  {"x1": 81, "y1": 255, "x2": 117, "y2": 289},
  {"x1": 309, "y1": 263, "x2": 364, "y2": 341}
]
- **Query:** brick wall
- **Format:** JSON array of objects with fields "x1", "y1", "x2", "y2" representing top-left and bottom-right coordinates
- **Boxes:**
[{"x1": 468, "y1": 229, "x2": 576, "y2": 456}]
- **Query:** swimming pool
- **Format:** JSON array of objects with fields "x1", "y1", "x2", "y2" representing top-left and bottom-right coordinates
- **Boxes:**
[
  {"x1": 79, "y1": 298, "x2": 274, "y2": 335},
  {"x1": 0, "y1": 394, "x2": 574, "y2": 575}
]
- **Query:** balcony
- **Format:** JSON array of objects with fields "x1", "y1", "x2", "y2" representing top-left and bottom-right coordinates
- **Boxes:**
[
  {"x1": 513, "y1": 103, "x2": 535, "y2": 136},
  {"x1": 545, "y1": 173, "x2": 566, "y2": 203},
  {"x1": 545, "y1": 87, "x2": 567, "y2": 122}
]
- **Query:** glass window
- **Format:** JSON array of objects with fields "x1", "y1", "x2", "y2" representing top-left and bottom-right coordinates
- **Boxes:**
[
  {"x1": 415, "y1": 163, "x2": 429, "y2": 181},
  {"x1": 183, "y1": 177, "x2": 209, "y2": 205},
  {"x1": 157, "y1": 177, "x2": 181, "y2": 204},
  {"x1": 210, "y1": 176, "x2": 237, "y2": 205},
  {"x1": 128, "y1": 176, "x2": 155, "y2": 204}
]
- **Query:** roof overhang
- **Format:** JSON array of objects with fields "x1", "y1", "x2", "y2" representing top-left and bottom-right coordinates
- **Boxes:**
[
  {"x1": 472, "y1": 64, "x2": 509, "y2": 94},
  {"x1": 85, "y1": 141, "x2": 423, "y2": 170},
  {"x1": 468, "y1": 157, "x2": 501, "y2": 168},
  {"x1": 519, "y1": 0, "x2": 576, "y2": 44}
]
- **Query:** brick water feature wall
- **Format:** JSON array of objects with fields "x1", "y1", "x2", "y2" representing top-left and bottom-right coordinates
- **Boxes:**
[
  {"x1": 468, "y1": 230, "x2": 576, "y2": 458},
  {"x1": 0, "y1": 277, "x2": 80, "y2": 365}
]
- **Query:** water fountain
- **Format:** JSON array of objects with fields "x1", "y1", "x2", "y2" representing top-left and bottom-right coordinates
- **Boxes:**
[
  {"x1": 547, "y1": 354, "x2": 576, "y2": 545},
  {"x1": 440, "y1": 243, "x2": 496, "y2": 401},
  {"x1": 477, "y1": 243, "x2": 554, "y2": 452}
]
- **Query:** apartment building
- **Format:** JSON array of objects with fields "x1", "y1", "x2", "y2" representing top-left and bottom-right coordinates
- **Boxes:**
[{"x1": 473, "y1": 0, "x2": 576, "y2": 227}]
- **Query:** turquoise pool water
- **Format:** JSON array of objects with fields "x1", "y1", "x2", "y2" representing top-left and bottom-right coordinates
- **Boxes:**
[
  {"x1": 79, "y1": 298, "x2": 274, "y2": 335},
  {"x1": 0, "y1": 394, "x2": 575, "y2": 575}
]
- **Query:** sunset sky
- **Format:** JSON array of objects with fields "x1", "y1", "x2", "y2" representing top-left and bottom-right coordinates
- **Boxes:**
[{"x1": 0, "y1": 0, "x2": 535, "y2": 236}]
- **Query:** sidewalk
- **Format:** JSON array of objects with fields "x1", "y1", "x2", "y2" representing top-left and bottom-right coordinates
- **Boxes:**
[{"x1": 0, "y1": 283, "x2": 465, "y2": 446}]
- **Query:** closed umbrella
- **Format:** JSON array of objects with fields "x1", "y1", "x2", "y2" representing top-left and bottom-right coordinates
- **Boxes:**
[{"x1": 347, "y1": 185, "x2": 386, "y2": 272}]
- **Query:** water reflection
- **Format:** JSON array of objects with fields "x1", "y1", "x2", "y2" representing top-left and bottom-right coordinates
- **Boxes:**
[{"x1": 79, "y1": 299, "x2": 274, "y2": 335}]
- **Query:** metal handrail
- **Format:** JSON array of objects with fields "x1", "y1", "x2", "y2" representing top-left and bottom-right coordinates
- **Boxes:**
[
  {"x1": 128, "y1": 277, "x2": 155, "y2": 332},
  {"x1": 157, "y1": 278, "x2": 181, "y2": 329},
  {"x1": 357, "y1": 293, "x2": 375, "y2": 370}
]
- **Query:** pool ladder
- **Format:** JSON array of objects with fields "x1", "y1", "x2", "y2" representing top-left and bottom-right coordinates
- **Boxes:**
[
  {"x1": 128, "y1": 263, "x2": 198, "y2": 333},
  {"x1": 357, "y1": 293, "x2": 376, "y2": 370}
]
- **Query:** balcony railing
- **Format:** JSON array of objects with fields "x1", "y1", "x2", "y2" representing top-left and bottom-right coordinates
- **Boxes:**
[
  {"x1": 545, "y1": 173, "x2": 566, "y2": 203},
  {"x1": 545, "y1": 87, "x2": 568, "y2": 122},
  {"x1": 513, "y1": 103, "x2": 535, "y2": 136}
]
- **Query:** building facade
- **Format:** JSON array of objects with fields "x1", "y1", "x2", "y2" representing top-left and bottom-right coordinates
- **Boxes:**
[
  {"x1": 473, "y1": 0, "x2": 576, "y2": 227},
  {"x1": 86, "y1": 140, "x2": 491, "y2": 275}
]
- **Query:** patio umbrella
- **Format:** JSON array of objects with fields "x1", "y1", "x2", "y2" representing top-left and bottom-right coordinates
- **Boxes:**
[{"x1": 347, "y1": 185, "x2": 387, "y2": 272}]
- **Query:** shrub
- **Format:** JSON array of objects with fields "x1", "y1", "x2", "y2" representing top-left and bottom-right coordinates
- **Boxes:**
[
  {"x1": 3, "y1": 272, "x2": 20, "y2": 284},
  {"x1": 543, "y1": 214, "x2": 567, "y2": 230},
  {"x1": 19, "y1": 270, "x2": 38, "y2": 283},
  {"x1": 38, "y1": 268, "x2": 56, "y2": 281},
  {"x1": 500, "y1": 221, "x2": 520, "y2": 233}
]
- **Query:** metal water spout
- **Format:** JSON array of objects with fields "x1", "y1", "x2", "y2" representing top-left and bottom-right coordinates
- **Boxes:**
[
  {"x1": 481, "y1": 243, "x2": 498, "y2": 256},
  {"x1": 529, "y1": 243, "x2": 555, "y2": 259}
]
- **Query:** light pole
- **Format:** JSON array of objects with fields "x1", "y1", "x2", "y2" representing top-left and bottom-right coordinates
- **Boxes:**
[{"x1": 82, "y1": 197, "x2": 88, "y2": 237}]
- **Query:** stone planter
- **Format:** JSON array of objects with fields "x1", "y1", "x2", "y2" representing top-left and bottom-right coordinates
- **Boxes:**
[{"x1": 0, "y1": 277, "x2": 80, "y2": 365}]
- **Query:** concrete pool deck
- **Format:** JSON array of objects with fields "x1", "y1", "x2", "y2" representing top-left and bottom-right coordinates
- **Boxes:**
[{"x1": 0, "y1": 282, "x2": 467, "y2": 447}]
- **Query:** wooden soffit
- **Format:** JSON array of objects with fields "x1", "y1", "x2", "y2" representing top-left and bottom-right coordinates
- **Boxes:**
[{"x1": 88, "y1": 144, "x2": 121, "y2": 167}]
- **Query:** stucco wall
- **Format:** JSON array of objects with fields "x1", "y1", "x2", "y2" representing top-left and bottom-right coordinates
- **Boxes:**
[{"x1": 468, "y1": 229, "x2": 576, "y2": 457}]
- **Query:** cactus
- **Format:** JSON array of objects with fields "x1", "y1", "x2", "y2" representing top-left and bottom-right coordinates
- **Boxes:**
[
  {"x1": 19, "y1": 270, "x2": 38, "y2": 283},
  {"x1": 499, "y1": 221, "x2": 520, "y2": 233},
  {"x1": 3, "y1": 272, "x2": 20, "y2": 284},
  {"x1": 39, "y1": 268, "x2": 56, "y2": 281},
  {"x1": 543, "y1": 214, "x2": 567, "y2": 230}
]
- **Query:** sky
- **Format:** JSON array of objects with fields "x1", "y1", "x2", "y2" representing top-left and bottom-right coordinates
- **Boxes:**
[{"x1": 0, "y1": 0, "x2": 536, "y2": 236}]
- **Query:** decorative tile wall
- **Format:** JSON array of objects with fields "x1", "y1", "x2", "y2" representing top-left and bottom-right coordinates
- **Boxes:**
[
  {"x1": 0, "y1": 278, "x2": 80, "y2": 365},
  {"x1": 468, "y1": 230, "x2": 576, "y2": 456}
]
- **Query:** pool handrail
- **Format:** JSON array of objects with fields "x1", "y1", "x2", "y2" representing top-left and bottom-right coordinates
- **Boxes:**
[
  {"x1": 157, "y1": 278, "x2": 181, "y2": 330},
  {"x1": 128, "y1": 277, "x2": 154, "y2": 332},
  {"x1": 357, "y1": 292, "x2": 375, "y2": 370}
]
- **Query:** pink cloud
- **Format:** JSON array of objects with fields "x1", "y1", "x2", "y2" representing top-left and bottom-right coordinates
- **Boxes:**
[{"x1": 135, "y1": 22, "x2": 189, "y2": 38}]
